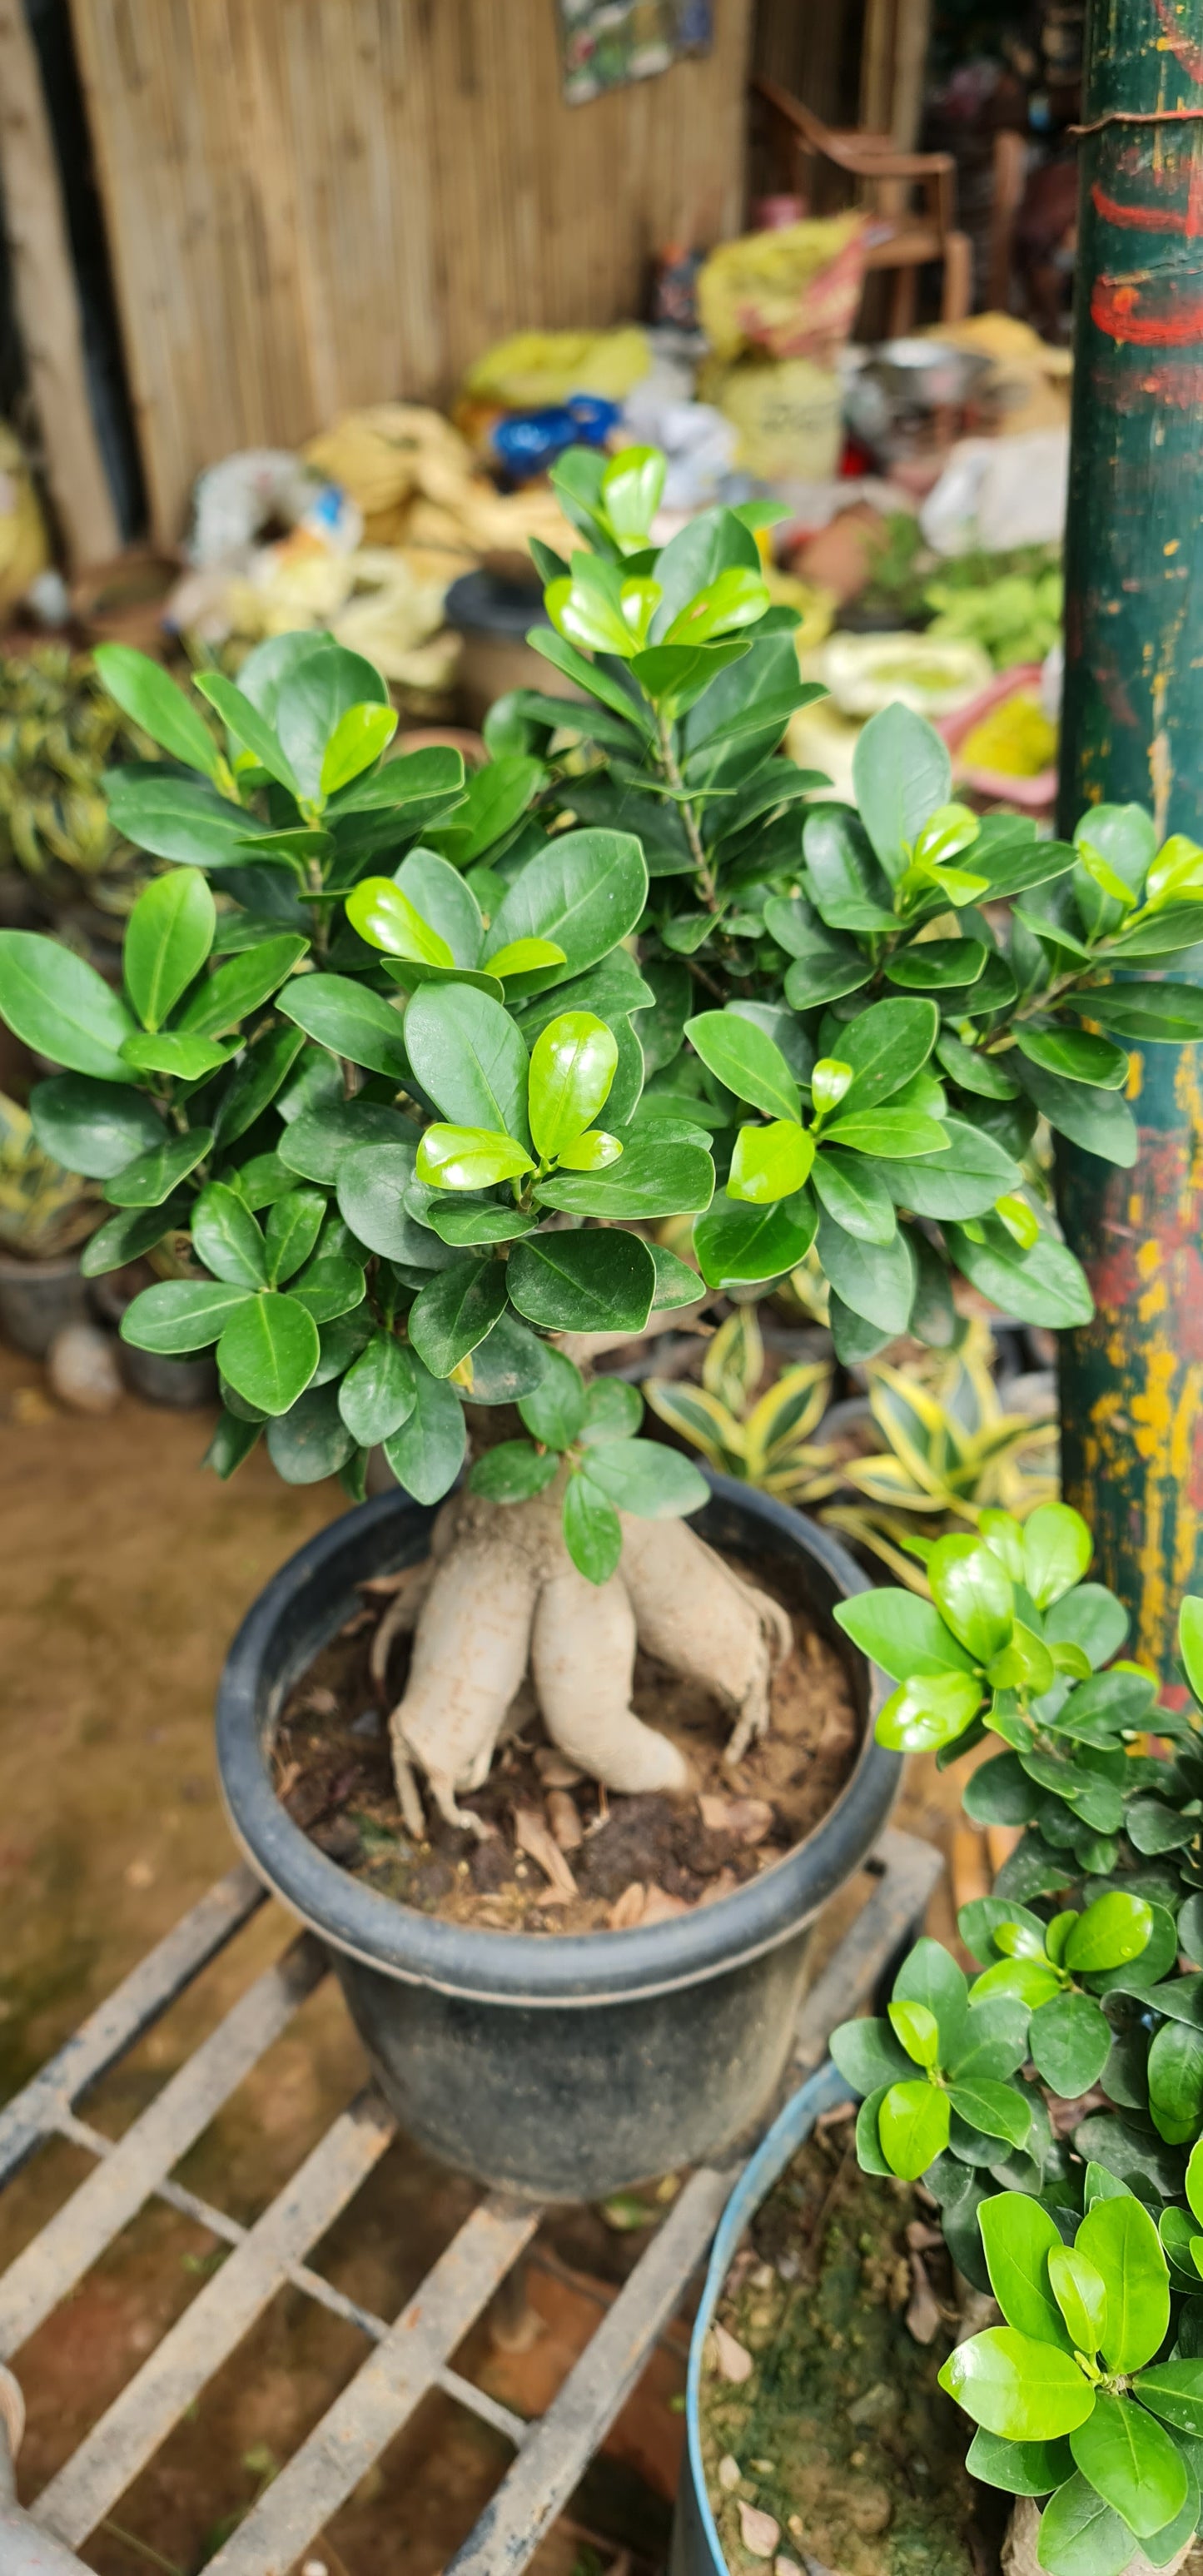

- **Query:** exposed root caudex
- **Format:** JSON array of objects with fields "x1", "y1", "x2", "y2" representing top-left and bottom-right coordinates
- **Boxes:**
[{"x1": 386, "y1": 1484, "x2": 791, "y2": 1836}]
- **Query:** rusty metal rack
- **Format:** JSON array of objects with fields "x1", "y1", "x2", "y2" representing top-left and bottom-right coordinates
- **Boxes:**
[{"x1": 0, "y1": 1827, "x2": 941, "y2": 2575}]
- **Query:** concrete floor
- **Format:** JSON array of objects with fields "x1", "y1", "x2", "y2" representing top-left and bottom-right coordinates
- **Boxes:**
[{"x1": 0, "y1": 1340, "x2": 962, "y2": 2575}]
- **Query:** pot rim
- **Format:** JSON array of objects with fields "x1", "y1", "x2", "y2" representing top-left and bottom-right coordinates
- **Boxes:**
[{"x1": 216, "y1": 1474, "x2": 897, "y2": 2008}]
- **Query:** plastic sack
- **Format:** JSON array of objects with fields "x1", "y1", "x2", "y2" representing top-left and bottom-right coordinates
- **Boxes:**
[
  {"x1": 463, "y1": 326, "x2": 649, "y2": 411},
  {"x1": 188, "y1": 450, "x2": 360, "y2": 569},
  {"x1": 698, "y1": 216, "x2": 868, "y2": 365},
  {"x1": 0, "y1": 425, "x2": 50, "y2": 615},
  {"x1": 702, "y1": 355, "x2": 842, "y2": 484},
  {"x1": 920, "y1": 429, "x2": 1070, "y2": 557}
]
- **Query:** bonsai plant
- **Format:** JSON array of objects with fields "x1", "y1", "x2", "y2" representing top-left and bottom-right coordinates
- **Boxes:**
[
  {"x1": 832, "y1": 1504, "x2": 1203, "y2": 2574},
  {"x1": 0, "y1": 440, "x2": 1200, "y2": 1842}
]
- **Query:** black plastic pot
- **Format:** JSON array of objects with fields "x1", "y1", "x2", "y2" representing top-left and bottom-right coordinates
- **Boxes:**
[
  {"x1": 0, "y1": 1250, "x2": 90, "y2": 1358},
  {"x1": 216, "y1": 1479, "x2": 897, "y2": 2201},
  {"x1": 118, "y1": 1343, "x2": 219, "y2": 1408}
]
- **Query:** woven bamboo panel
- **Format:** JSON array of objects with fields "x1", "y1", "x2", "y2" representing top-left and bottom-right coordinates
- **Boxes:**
[{"x1": 66, "y1": 0, "x2": 754, "y2": 541}]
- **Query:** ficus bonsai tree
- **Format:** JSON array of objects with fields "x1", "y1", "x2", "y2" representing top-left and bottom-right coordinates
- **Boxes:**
[
  {"x1": 833, "y1": 1507, "x2": 1203, "y2": 2574},
  {"x1": 2, "y1": 440, "x2": 1202, "y2": 1838}
]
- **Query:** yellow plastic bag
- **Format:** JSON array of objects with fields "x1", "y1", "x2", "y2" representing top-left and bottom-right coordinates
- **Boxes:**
[
  {"x1": 0, "y1": 425, "x2": 50, "y2": 615},
  {"x1": 698, "y1": 216, "x2": 868, "y2": 365},
  {"x1": 462, "y1": 327, "x2": 649, "y2": 410}
]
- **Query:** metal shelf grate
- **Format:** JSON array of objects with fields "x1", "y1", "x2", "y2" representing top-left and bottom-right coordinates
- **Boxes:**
[{"x1": 0, "y1": 1828, "x2": 942, "y2": 2575}]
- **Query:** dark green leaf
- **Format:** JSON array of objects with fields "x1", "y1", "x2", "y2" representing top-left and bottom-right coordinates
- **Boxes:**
[
  {"x1": 811, "y1": 1146, "x2": 897, "y2": 1244},
  {"x1": 177, "y1": 935, "x2": 308, "y2": 1040},
  {"x1": 470, "y1": 1440, "x2": 561, "y2": 1502},
  {"x1": 191, "y1": 1181, "x2": 268, "y2": 1286},
  {"x1": 405, "y1": 982, "x2": 529, "y2": 1145},
  {"x1": 382, "y1": 1355, "x2": 466, "y2": 1504},
  {"x1": 536, "y1": 1138, "x2": 713, "y2": 1220},
  {"x1": 0, "y1": 930, "x2": 136, "y2": 1079},
  {"x1": 103, "y1": 768, "x2": 253, "y2": 868},
  {"x1": 964, "y1": 2429, "x2": 1076, "y2": 2497},
  {"x1": 79, "y1": 1202, "x2": 181, "y2": 1276},
  {"x1": 1070, "y1": 2394, "x2": 1186, "y2": 2539},
  {"x1": 1034, "y1": 2473, "x2": 1142, "y2": 2576},
  {"x1": 517, "y1": 1346, "x2": 586, "y2": 1450},
  {"x1": 407, "y1": 1257, "x2": 510, "y2": 1375},
  {"x1": 816, "y1": 1207, "x2": 915, "y2": 1332},
  {"x1": 483, "y1": 829, "x2": 648, "y2": 989},
  {"x1": 1030, "y1": 1993, "x2": 1113, "y2": 2096},
  {"x1": 216, "y1": 1291, "x2": 320, "y2": 1416},
  {"x1": 264, "y1": 1188, "x2": 326, "y2": 1286},
  {"x1": 1087, "y1": 983, "x2": 1203, "y2": 1042},
  {"x1": 579, "y1": 1438, "x2": 708, "y2": 1519},
  {"x1": 507, "y1": 1229, "x2": 655, "y2": 1335},
  {"x1": 119, "y1": 1280, "x2": 251, "y2": 1352},
  {"x1": 337, "y1": 1333, "x2": 417, "y2": 1445},
  {"x1": 105, "y1": 1126, "x2": 212, "y2": 1207},
  {"x1": 29, "y1": 1075, "x2": 163, "y2": 1179},
  {"x1": 1016, "y1": 1025, "x2": 1130, "y2": 1089},
  {"x1": 94, "y1": 644, "x2": 221, "y2": 778},
  {"x1": 838, "y1": 997, "x2": 940, "y2": 1113},
  {"x1": 945, "y1": 1215, "x2": 1094, "y2": 1329},
  {"x1": 278, "y1": 974, "x2": 410, "y2": 1080},
  {"x1": 266, "y1": 1383, "x2": 355, "y2": 1484},
  {"x1": 853, "y1": 704, "x2": 952, "y2": 884},
  {"x1": 693, "y1": 1191, "x2": 816, "y2": 1288},
  {"x1": 1012, "y1": 1057, "x2": 1138, "y2": 1167}
]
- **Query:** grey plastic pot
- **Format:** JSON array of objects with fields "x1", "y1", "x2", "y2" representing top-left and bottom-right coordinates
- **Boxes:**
[
  {"x1": 0, "y1": 1249, "x2": 90, "y2": 1358},
  {"x1": 669, "y1": 2058, "x2": 854, "y2": 2576},
  {"x1": 216, "y1": 1479, "x2": 897, "y2": 2201}
]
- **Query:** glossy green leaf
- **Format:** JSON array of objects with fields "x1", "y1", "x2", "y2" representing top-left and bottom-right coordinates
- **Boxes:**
[
  {"x1": 536, "y1": 1138, "x2": 713, "y2": 1221},
  {"x1": 319, "y1": 702, "x2": 398, "y2": 798},
  {"x1": 877, "y1": 1116, "x2": 1022, "y2": 1221},
  {"x1": 829, "y1": 2016, "x2": 914, "y2": 2096},
  {"x1": 837, "y1": 997, "x2": 940, "y2": 1114},
  {"x1": 120, "y1": 1030, "x2": 233, "y2": 1082},
  {"x1": 263, "y1": 1188, "x2": 326, "y2": 1286},
  {"x1": 928, "y1": 1534, "x2": 1014, "y2": 1662},
  {"x1": 823, "y1": 1107, "x2": 948, "y2": 1159},
  {"x1": 277, "y1": 1254, "x2": 365, "y2": 1325},
  {"x1": 1087, "y1": 982, "x2": 1203, "y2": 1042},
  {"x1": 470, "y1": 1440, "x2": 561, "y2": 1502},
  {"x1": 94, "y1": 644, "x2": 222, "y2": 779},
  {"x1": 345, "y1": 876, "x2": 455, "y2": 967},
  {"x1": 80, "y1": 1203, "x2": 180, "y2": 1276},
  {"x1": 216, "y1": 1291, "x2": 319, "y2": 1416},
  {"x1": 1011, "y1": 1057, "x2": 1138, "y2": 1168},
  {"x1": 693, "y1": 1191, "x2": 816, "y2": 1289},
  {"x1": 978, "y1": 2194, "x2": 1073, "y2": 2348},
  {"x1": 1135, "y1": 2361, "x2": 1203, "y2": 2441},
  {"x1": 277, "y1": 974, "x2": 410, "y2": 1080},
  {"x1": 194, "y1": 671, "x2": 301, "y2": 796},
  {"x1": 405, "y1": 982, "x2": 530, "y2": 1146},
  {"x1": 834, "y1": 1589, "x2": 976, "y2": 1680},
  {"x1": 1076, "y1": 2194, "x2": 1170, "y2": 2375},
  {"x1": 483, "y1": 829, "x2": 648, "y2": 988},
  {"x1": 1065, "y1": 1892, "x2": 1154, "y2": 1975},
  {"x1": 947, "y1": 2077, "x2": 1031, "y2": 2149},
  {"x1": 416, "y1": 1125, "x2": 534, "y2": 1190},
  {"x1": 124, "y1": 868, "x2": 216, "y2": 1031},
  {"x1": 508, "y1": 1228, "x2": 655, "y2": 1335},
  {"x1": 176, "y1": 935, "x2": 308, "y2": 1040},
  {"x1": 1035, "y1": 2473, "x2": 1143, "y2": 2576},
  {"x1": 1030, "y1": 1993, "x2": 1112, "y2": 2097},
  {"x1": 964, "y1": 2429, "x2": 1076, "y2": 2498},
  {"x1": 516, "y1": 1345, "x2": 586, "y2": 1450},
  {"x1": 0, "y1": 930, "x2": 137, "y2": 1079},
  {"x1": 381, "y1": 1354, "x2": 466, "y2": 1504},
  {"x1": 119, "y1": 1280, "x2": 251, "y2": 1353},
  {"x1": 102, "y1": 768, "x2": 253, "y2": 869},
  {"x1": 944, "y1": 1216, "x2": 1094, "y2": 1329},
  {"x1": 811, "y1": 1146, "x2": 896, "y2": 1243},
  {"x1": 876, "y1": 1668, "x2": 982, "y2": 1752},
  {"x1": 1015, "y1": 1025, "x2": 1130, "y2": 1089},
  {"x1": 816, "y1": 1208, "x2": 915, "y2": 1333},
  {"x1": 1070, "y1": 2394, "x2": 1186, "y2": 2538},
  {"x1": 1021, "y1": 1504, "x2": 1092, "y2": 1609},
  {"x1": 337, "y1": 1332, "x2": 417, "y2": 1445},
  {"x1": 684, "y1": 1010, "x2": 801, "y2": 1122},
  {"x1": 562, "y1": 1473, "x2": 624, "y2": 1585},
  {"x1": 888, "y1": 1998, "x2": 941, "y2": 2068},
  {"x1": 579, "y1": 1438, "x2": 708, "y2": 1519},
  {"x1": 29, "y1": 1075, "x2": 164, "y2": 1179},
  {"x1": 853, "y1": 704, "x2": 953, "y2": 884},
  {"x1": 529, "y1": 1011, "x2": 617, "y2": 1158},
  {"x1": 877, "y1": 2079, "x2": 951, "y2": 2178},
  {"x1": 1048, "y1": 2245, "x2": 1108, "y2": 2358},
  {"x1": 105, "y1": 1126, "x2": 212, "y2": 1207},
  {"x1": 893, "y1": 1938, "x2": 970, "y2": 2056},
  {"x1": 938, "y1": 2328, "x2": 1094, "y2": 2440},
  {"x1": 191, "y1": 1181, "x2": 269, "y2": 1286},
  {"x1": 407, "y1": 1257, "x2": 510, "y2": 1376},
  {"x1": 265, "y1": 1384, "x2": 356, "y2": 1484}
]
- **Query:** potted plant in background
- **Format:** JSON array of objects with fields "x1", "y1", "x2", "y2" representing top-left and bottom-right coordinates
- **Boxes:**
[
  {"x1": 0, "y1": 1089, "x2": 101, "y2": 1357},
  {"x1": 0, "y1": 444, "x2": 1198, "y2": 2198},
  {"x1": 686, "y1": 1505, "x2": 1203, "y2": 2575}
]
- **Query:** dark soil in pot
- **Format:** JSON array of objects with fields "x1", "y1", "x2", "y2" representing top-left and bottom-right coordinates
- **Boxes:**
[
  {"x1": 698, "y1": 2109, "x2": 1006, "y2": 2576},
  {"x1": 269, "y1": 1554, "x2": 860, "y2": 1937}
]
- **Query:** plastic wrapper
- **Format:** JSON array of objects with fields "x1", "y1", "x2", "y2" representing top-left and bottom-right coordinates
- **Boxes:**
[
  {"x1": 697, "y1": 216, "x2": 868, "y2": 365},
  {"x1": 461, "y1": 326, "x2": 649, "y2": 410}
]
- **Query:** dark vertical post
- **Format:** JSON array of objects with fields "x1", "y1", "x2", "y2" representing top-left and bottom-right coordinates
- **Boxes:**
[{"x1": 1056, "y1": 0, "x2": 1203, "y2": 1673}]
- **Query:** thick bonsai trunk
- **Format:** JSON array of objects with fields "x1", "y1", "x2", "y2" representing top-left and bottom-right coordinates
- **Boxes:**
[{"x1": 383, "y1": 1479, "x2": 791, "y2": 1833}]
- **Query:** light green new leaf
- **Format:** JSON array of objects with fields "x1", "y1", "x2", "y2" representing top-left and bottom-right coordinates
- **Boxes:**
[
  {"x1": 937, "y1": 2328, "x2": 1094, "y2": 2440},
  {"x1": 416, "y1": 1125, "x2": 534, "y2": 1190},
  {"x1": 978, "y1": 2195, "x2": 1074, "y2": 2350},
  {"x1": 727, "y1": 1120, "x2": 815, "y2": 1206},
  {"x1": 529, "y1": 1012, "x2": 618, "y2": 1159},
  {"x1": 877, "y1": 2079, "x2": 951, "y2": 2178},
  {"x1": 319, "y1": 702, "x2": 398, "y2": 798},
  {"x1": 928, "y1": 1534, "x2": 1014, "y2": 1662},
  {"x1": 1047, "y1": 2245, "x2": 1108, "y2": 2360},
  {"x1": 1022, "y1": 1504, "x2": 1092, "y2": 1608},
  {"x1": 887, "y1": 1998, "x2": 941, "y2": 2068}
]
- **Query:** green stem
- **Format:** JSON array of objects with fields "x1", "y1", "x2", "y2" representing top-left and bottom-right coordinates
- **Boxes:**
[{"x1": 655, "y1": 711, "x2": 715, "y2": 907}]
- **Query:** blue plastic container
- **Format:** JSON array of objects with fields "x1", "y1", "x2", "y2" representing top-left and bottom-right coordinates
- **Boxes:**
[{"x1": 670, "y1": 2061, "x2": 856, "y2": 2576}]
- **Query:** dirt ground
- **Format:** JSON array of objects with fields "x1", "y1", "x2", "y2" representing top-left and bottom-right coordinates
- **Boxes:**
[{"x1": 0, "y1": 1337, "x2": 962, "y2": 2575}]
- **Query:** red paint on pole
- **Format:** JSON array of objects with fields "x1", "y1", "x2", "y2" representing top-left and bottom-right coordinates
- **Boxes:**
[
  {"x1": 1092, "y1": 277, "x2": 1203, "y2": 342},
  {"x1": 1091, "y1": 180, "x2": 1203, "y2": 232}
]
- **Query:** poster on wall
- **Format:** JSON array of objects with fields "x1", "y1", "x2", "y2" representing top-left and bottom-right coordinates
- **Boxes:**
[{"x1": 557, "y1": 0, "x2": 713, "y2": 106}]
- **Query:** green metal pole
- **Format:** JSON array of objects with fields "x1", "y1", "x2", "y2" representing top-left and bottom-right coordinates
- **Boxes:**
[{"x1": 1056, "y1": 0, "x2": 1203, "y2": 1674}]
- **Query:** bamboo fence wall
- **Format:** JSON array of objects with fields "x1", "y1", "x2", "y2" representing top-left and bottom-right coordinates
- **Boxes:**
[{"x1": 66, "y1": 0, "x2": 755, "y2": 542}]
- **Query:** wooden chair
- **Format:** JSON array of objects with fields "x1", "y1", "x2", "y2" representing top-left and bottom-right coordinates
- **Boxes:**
[{"x1": 753, "y1": 74, "x2": 972, "y2": 336}]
